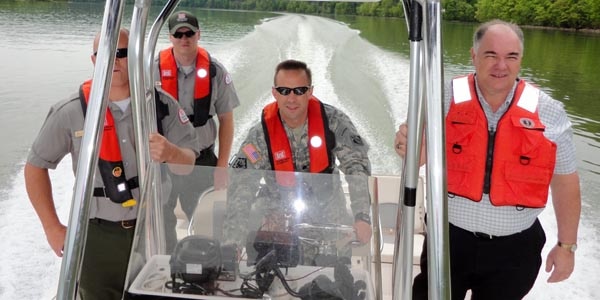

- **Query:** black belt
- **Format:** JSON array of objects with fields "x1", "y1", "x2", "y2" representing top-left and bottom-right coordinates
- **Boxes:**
[
  {"x1": 90, "y1": 218, "x2": 136, "y2": 229},
  {"x1": 453, "y1": 220, "x2": 540, "y2": 240},
  {"x1": 473, "y1": 231, "x2": 498, "y2": 239},
  {"x1": 200, "y1": 144, "x2": 215, "y2": 157},
  {"x1": 451, "y1": 222, "x2": 501, "y2": 240}
]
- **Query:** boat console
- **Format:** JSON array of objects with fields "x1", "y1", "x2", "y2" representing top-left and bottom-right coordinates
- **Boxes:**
[{"x1": 124, "y1": 165, "x2": 425, "y2": 299}]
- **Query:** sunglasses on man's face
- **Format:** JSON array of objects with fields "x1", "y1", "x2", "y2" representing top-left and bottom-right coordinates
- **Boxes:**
[
  {"x1": 172, "y1": 30, "x2": 196, "y2": 39},
  {"x1": 93, "y1": 48, "x2": 128, "y2": 59},
  {"x1": 274, "y1": 86, "x2": 311, "y2": 96}
]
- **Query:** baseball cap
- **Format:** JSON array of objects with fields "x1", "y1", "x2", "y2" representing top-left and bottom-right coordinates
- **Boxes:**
[{"x1": 168, "y1": 11, "x2": 199, "y2": 35}]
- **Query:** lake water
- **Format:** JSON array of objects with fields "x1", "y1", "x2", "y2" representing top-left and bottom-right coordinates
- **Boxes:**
[{"x1": 0, "y1": 2, "x2": 598, "y2": 299}]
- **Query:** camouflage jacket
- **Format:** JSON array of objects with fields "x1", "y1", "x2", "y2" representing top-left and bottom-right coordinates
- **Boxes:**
[{"x1": 223, "y1": 102, "x2": 371, "y2": 245}]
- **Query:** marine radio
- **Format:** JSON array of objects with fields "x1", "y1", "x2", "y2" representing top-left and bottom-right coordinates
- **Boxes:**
[
  {"x1": 246, "y1": 229, "x2": 301, "y2": 268},
  {"x1": 169, "y1": 235, "x2": 238, "y2": 294}
]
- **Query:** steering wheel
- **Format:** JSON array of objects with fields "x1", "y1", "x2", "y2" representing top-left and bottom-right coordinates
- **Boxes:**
[{"x1": 293, "y1": 223, "x2": 360, "y2": 248}]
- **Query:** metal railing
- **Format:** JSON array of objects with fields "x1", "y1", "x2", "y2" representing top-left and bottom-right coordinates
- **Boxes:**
[
  {"x1": 393, "y1": 1, "x2": 451, "y2": 300},
  {"x1": 56, "y1": 0, "x2": 450, "y2": 299}
]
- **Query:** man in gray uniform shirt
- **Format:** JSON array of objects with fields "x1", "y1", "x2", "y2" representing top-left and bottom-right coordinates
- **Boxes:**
[
  {"x1": 24, "y1": 29, "x2": 199, "y2": 300},
  {"x1": 156, "y1": 11, "x2": 240, "y2": 251}
]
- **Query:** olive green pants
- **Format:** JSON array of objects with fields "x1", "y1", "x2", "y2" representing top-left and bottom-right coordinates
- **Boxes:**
[{"x1": 79, "y1": 219, "x2": 135, "y2": 300}]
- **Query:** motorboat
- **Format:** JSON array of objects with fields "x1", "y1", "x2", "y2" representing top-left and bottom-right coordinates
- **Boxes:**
[{"x1": 56, "y1": 0, "x2": 449, "y2": 299}]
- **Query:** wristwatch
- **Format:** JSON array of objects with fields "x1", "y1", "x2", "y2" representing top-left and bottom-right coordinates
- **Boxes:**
[
  {"x1": 355, "y1": 212, "x2": 371, "y2": 225},
  {"x1": 557, "y1": 241, "x2": 578, "y2": 253}
]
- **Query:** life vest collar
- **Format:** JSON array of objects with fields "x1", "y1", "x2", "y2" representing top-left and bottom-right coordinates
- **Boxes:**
[
  {"x1": 159, "y1": 46, "x2": 213, "y2": 127},
  {"x1": 261, "y1": 97, "x2": 333, "y2": 186}
]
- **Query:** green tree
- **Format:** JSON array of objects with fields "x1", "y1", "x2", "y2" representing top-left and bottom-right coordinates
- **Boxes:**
[
  {"x1": 443, "y1": 0, "x2": 476, "y2": 22},
  {"x1": 550, "y1": 0, "x2": 590, "y2": 29},
  {"x1": 589, "y1": 0, "x2": 600, "y2": 27}
]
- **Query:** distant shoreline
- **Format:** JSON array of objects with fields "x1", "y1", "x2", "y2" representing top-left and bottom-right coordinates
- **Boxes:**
[{"x1": 521, "y1": 24, "x2": 600, "y2": 35}]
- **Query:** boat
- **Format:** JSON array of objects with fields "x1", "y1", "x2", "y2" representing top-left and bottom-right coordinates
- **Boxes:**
[{"x1": 55, "y1": 0, "x2": 449, "y2": 299}]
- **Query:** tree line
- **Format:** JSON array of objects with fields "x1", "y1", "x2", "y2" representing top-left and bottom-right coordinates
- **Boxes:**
[{"x1": 29, "y1": 0, "x2": 600, "y2": 30}]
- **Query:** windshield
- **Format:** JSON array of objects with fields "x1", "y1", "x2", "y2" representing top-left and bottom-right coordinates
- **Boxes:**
[{"x1": 124, "y1": 163, "x2": 408, "y2": 300}]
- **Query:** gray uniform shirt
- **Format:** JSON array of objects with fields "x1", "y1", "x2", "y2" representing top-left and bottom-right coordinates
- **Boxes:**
[
  {"x1": 446, "y1": 76, "x2": 578, "y2": 236},
  {"x1": 155, "y1": 49, "x2": 240, "y2": 150},
  {"x1": 223, "y1": 102, "x2": 371, "y2": 244},
  {"x1": 27, "y1": 86, "x2": 200, "y2": 221}
]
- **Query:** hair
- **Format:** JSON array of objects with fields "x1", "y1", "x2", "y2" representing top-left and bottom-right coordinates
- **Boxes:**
[
  {"x1": 93, "y1": 28, "x2": 129, "y2": 52},
  {"x1": 473, "y1": 19, "x2": 524, "y2": 53},
  {"x1": 273, "y1": 59, "x2": 312, "y2": 86}
]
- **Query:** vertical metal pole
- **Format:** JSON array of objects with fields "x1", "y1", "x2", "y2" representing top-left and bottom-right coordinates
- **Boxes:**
[
  {"x1": 129, "y1": 0, "x2": 152, "y2": 207},
  {"x1": 422, "y1": 0, "x2": 451, "y2": 299},
  {"x1": 144, "y1": 0, "x2": 181, "y2": 85},
  {"x1": 130, "y1": 0, "x2": 182, "y2": 262},
  {"x1": 129, "y1": 0, "x2": 169, "y2": 262},
  {"x1": 371, "y1": 177, "x2": 383, "y2": 300},
  {"x1": 56, "y1": 1, "x2": 125, "y2": 299},
  {"x1": 393, "y1": 1, "x2": 424, "y2": 300}
]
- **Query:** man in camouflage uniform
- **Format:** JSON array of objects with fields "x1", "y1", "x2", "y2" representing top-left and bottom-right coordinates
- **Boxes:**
[{"x1": 223, "y1": 60, "x2": 372, "y2": 264}]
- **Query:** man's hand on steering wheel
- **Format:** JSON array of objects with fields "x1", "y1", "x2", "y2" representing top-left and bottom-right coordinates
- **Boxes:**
[{"x1": 353, "y1": 220, "x2": 372, "y2": 244}]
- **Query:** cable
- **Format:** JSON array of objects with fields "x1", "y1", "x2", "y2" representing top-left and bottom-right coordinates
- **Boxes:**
[{"x1": 141, "y1": 272, "x2": 169, "y2": 292}]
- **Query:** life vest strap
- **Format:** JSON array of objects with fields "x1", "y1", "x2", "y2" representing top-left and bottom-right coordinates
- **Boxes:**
[
  {"x1": 187, "y1": 113, "x2": 212, "y2": 125},
  {"x1": 93, "y1": 176, "x2": 139, "y2": 198}
]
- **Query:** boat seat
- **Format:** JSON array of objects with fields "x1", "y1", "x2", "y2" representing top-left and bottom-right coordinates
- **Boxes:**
[
  {"x1": 188, "y1": 188, "x2": 226, "y2": 239},
  {"x1": 374, "y1": 175, "x2": 426, "y2": 265}
]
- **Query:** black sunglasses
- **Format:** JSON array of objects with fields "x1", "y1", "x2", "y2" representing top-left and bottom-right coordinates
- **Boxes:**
[
  {"x1": 93, "y1": 48, "x2": 128, "y2": 59},
  {"x1": 172, "y1": 30, "x2": 196, "y2": 39},
  {"x1": 274, "y1": 86, "x2": 311, "y2": 96}
]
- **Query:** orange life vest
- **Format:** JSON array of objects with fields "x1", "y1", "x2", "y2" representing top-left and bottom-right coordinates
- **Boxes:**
[
  {"x1": 79, "y1": 80, "x2": 136, "y2": 207},
  {"x1": 261, "y1": 97, "x2": 334, "y2": 186},
  {"x1": 159, "y1": 46, "x2": 213, "y2": 127},
  {"x1": 446, "y1": 74, "x2": 556, "y2": 208}
]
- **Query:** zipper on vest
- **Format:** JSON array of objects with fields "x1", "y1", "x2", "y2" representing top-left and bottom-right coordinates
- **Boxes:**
[{"x1": 483, "y1": 127, "x2": 496, "y2": 194}]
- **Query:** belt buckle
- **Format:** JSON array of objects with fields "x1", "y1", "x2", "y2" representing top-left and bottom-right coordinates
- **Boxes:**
[
  {"x1": 473, "y1": 232, "x2": 493, "y2": 239},
  {"x1": 121, "y1": 220, "x2": 135, "y2": 229}
]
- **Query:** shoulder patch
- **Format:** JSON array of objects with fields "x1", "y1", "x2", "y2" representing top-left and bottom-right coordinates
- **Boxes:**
[
  {"x1": 225, "y1": 73, "x2": 233, "y2": 85},
  {"x1": 230, "y1": 155, "x2": 247, "y2": 169},
  {"x1": 242, "y1": 143, "x2": 261, "y2": 164},
  {"x1": 351, "y1": 135, "x2": 364, "y2": 146},
  {"x1": 178, "y1": 108, "x2": 190, "y2": 124}
]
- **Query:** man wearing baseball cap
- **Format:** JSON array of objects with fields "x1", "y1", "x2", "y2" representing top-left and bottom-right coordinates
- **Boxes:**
[
  {"x1": 157, "y1": 10, "x2": 240, "y2": 252},
  {"x1": 168, "y1": 10, "x2": 200, "y2": 34}
]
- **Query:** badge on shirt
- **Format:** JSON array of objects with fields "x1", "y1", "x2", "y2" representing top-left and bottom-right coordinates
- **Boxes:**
[
  {"x1": 112, "y1": 166, "x2": 123, "y2": 177},
  {"x1": 178, "y1": 108, "x2": 190, "y2": 124},
  {"x1": 74, "y1": 130, "x2": 84, "y2": 138},
  {"x1": 225, "y1": 73, "x2": 233, "y2": 85},
  {"x1": 242, "y1": 143, "x2": 261, "y2": 164}
]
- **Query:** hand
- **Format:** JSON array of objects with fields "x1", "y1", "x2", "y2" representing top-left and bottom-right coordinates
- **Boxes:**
[
  {"x1": 44, "y1": 223, "x2": 67, "y2": 257},
  {"x1": 353, "y1": 220, "x2": 372, "y2": 244},
  {"x1": 545, "y1": 244, "x2": 575, "y2": 282},
  {"x1": 394, "y1": 123, "x2": 426, "y2": 166},
  {"x1": 394, "y1": 123, "x2": 409, "y2": 158},
  {"x1": 213, "y1": 167, "x2": 229, "y2": 190},
  {"x1": 149, "y1": 133, "x2": 174, "y2": 162}
]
